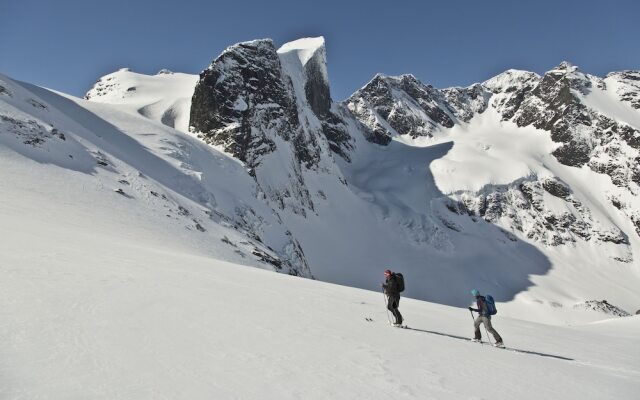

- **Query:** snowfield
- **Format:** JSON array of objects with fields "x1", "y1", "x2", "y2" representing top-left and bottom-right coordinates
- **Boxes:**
[
  {"x1": 2, "y1": 36, "x2": 640, "y2": 398},
  {"x1": 1, "y1": 191, "x2": 638, "y2": 398}
]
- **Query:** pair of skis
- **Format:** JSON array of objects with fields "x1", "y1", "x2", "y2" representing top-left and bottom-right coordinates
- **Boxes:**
[
  {"x1": 364, "y1": 317, "x2": 407, "y2": 328},
  {"x1": 381, "y1": 292, "x2": 406, "y2": 328},
  {"x1": 470, "y1": 339, "x2": 505, "y2": 348}
]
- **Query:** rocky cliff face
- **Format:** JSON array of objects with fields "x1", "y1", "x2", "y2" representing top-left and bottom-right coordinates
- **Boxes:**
[
  {"x1": 345, "y1": 74, "x2": 490, "y2": 145},
  {"x1": 189, "y1": 37, "x2": 353, "y2": 221},
  {"x1": 188, "y1": 36, "x2": 640, "y2": 260},
  {"x1": 189, "y1": 39, "x2": 304, "y2": 169},
  {"x1": 345, "y1": 62, "x2": 640, "y2": 259},
  {"x1": 511, "y1": 63, "x2": 640, "y2": 185}
]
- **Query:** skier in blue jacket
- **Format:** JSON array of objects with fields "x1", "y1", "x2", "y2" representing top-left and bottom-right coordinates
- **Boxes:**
[{"x1": 468, "y1": 289, "x2": 503, "y2": 346}]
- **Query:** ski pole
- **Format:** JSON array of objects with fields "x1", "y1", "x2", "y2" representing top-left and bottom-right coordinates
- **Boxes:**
[
  {"x1": 483, "y1": 320, "x2": 493, "y2": 345},
  {"x1": 382, "y1": 290, "x2": 392, "y2": 325}
]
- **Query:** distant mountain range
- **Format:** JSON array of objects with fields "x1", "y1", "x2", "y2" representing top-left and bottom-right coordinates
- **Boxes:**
[{"x1": 2, "y1": 36, "x2": 639, "y2": 323}]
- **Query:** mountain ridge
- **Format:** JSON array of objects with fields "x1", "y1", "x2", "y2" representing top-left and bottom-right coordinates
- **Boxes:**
[{"x1": 2, "y1": 36, "x2": 639, "y2": 324}]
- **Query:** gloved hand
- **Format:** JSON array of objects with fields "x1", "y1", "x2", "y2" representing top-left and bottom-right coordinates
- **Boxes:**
[{"x1": 468, "y1": 307, "x2": 473, "y2": 311}]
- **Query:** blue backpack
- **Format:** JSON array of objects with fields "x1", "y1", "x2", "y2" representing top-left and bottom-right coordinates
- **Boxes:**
[{"x1": 485, "y1": 295, "x2": 497, "y2": 315}]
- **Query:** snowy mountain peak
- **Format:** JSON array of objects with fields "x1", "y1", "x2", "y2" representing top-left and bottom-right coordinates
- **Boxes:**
[
  {"x1": 604, "y1": 70, "x2": 640, "y2": 110},
  {"x1": 278, "y1": 36, "x2": 331, "y2": 116},
  {"x1": 552, "y1": 60, "x2": 578, "y2": 73},
  {"x1": 364, "y1": 73, "x2": 422, "y2": 86},
  {"x1": 277, "y1": 36, "x2": 326, "y2": 66},
  {"x1": 483, "y1": 69, "x2": 541, "y2": 93},
  {"x1": 209, "y1": 39, "x2": 276, "y2": 72},
  {"x1": 84, "y1": 68, "x2": 197, "y2": 132},
  {"x1": 190, "y1": 38, "x2": 294, "y2": 166},
  {"x1": 346, "y1": 70, "x2": 487, "y2": 143},
  {"x1": 542, "y1": 61, "x2": 592, "y2": 94}
]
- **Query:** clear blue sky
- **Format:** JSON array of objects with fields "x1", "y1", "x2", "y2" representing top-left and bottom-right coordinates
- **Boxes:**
[{"x1": 1, "y1": 0, "x2": 638, "y2": 100}]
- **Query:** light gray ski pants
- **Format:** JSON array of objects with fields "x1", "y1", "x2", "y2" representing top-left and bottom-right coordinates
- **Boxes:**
[{"x1": 474, "y1": 315, "x2": 503, "y2": 343}]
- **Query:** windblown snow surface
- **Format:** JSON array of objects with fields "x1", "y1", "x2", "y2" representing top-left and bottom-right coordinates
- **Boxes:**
[{"x1": 1, "y1": 59, "x2": 639, "y2": 399}]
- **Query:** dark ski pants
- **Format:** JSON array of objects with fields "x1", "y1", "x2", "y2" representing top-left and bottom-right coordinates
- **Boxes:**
[
  {"x1": 387, "y1": 294, "x2": 403, "y2": 324},
  {"x1": 474, "y1": 316, "x2": 502, "y2": 343}
]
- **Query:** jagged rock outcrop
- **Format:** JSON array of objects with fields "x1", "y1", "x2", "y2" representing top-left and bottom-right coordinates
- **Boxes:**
[
  {"x1": 189, "y1": 39, "x2": 305, "y2": 168},
  {"x1": 607, "y1": 70, "x2": 640, "y2": 110},
  {"x1": 277, "y1": 37, "x2": 353, "y2": 160},
  {"x1": 347, "y1": 63, "x2": 639, "y2": 191},
  {"x1": 345, "y1": 62, "x2": 640, "y2": 257},
  {"x1": 190, "y1": 37, "x2": 353, "y2": 169},
  {"x1": 483, "y1": 69, "x2": 541, "y2": 120},
  {"x1": 574, "y1": 300, "x2": 631, "y2": 317},
  {"x1": 189, "y1": 37, "x2": 357, "y2": 223},
  {"x1": 499, "y1": 63, "x2": 640, "y2": 191},
  {"x1": 347, "y1": 74, "x2": 452, "y2": 144},
  {"x1": 345, "y1": 74, "x2": 491, "y2": 145},
  {"x1": 445, "y1": 177, "x2": 628, "y2": 248}
]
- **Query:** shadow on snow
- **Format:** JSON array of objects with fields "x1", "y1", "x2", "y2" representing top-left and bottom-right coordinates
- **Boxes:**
[{"x1": 405, "y1": 326, "x2": 574, "y2": 361}]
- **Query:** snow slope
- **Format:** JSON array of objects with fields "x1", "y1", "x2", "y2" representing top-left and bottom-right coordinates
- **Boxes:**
[
  {"x1": 1, "y1": 189, "x2": 639, "y2": 399},
  {"x1": 428, "y1": 107, "x2": 640, "y2": 324},
  {"x1": 0, "y1": 72, "x2": 306, "y2": 276},
  {"x1": 85, "y1": 68, "x2": 198, "y2": 132}
]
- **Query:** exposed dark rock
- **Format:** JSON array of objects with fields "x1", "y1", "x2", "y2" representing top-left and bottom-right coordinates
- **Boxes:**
[
  {"x1": 28, "y1": 99, "x2": 47, "y2": 109},
  {"x1": 189, "y1": 39, "x2": 303, "y2": 168},
  {"x1": 442, "y1": 83, "x2": 489, "y2": 122},
  {"x1": 542, "y1": 178, "x2": 571, "y2": 199},
  {"x1": 631, "y1": 215, "x2": 640, "y2": 237},
  {"x1": 320, "y1": 108, "x2": 353, "y2": 161},
  {"x1": 607, "y1": 70, "x2": 640, "y2": 109},
  {"x1": 619, "y1": 124, "x2": 640, "y2": 149},
  {"x1": 0, "y1": 84, "x2": 12, "y2": 97},
  {"x1": 0, "y1": 115, "x2": 65, "y2": 147},
  {"x1": 252, "y1": 248, "x2": 283, "y2": 269},
  {"x1": 575, "y1": 300, "x2": 630, "y2": 317},
  {"x1": 484, "y1": 70, "x2": 540, "y2": 120},
  {"x1": 345, "y1": 74, "x2": 460, "y2": 143},
  {"x1": 552, "y1": 142, "x2": 591, "y2": 167},
  {"x1": 610, "y1": 197, "x2": 623, "y2": 210},
  {"x1": 304, "y1": 54, "x2": 331, "y2": 117}
]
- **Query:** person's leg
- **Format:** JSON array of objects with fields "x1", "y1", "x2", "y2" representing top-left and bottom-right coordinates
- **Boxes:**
[
  {"x1": 387, "y1": 295, "x2": 395, "y2": 313},
  {"x1": 483, "y1": 317, "x2": 503, "y2": 343},
  {"x1": 387, "y1": 295, "x2": 402, "y2": 324},
  {"x1": 393, "y1": 297, "x2": 403, "y2": 324},
  {"x1": 473, "y1": 315, "x2": 483, "y2": 340}
]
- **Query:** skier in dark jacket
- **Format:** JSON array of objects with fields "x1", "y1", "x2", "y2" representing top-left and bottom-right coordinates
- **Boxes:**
[
  {"x1": 382, "y1": 269, "x2": 403, "y2": 326},
  {"x1": 468, "y1": 289, "x2": 503, "y2": 346}
]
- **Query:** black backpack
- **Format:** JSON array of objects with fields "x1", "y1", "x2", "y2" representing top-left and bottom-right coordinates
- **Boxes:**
[{"x1": 394, "y1": 273, "x2": 405, "y2": 293}]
